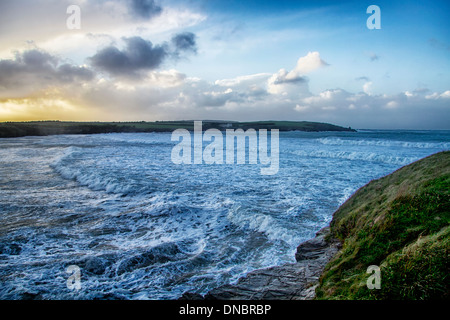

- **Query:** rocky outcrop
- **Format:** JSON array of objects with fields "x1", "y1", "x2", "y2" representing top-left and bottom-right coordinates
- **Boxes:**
[{"x1": 180, "y1": 227, "x2": 341, "y2": 300}]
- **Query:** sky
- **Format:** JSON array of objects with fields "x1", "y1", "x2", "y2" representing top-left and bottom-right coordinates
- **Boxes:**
[{"x1": 0, "y1": 0, "x2": 449, "y2": 129}]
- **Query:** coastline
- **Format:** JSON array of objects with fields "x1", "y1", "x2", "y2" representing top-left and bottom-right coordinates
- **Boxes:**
[
  {"x1": 180, "y1": 226, "x2": 341, "y2": 300},
  {"x1": 0, "y1": 120, "x2": 356, "y2": 138},
  {"x1": 1, "y1": 128, "x2": 447, "y2": 300},
  {"x1": 181, "y1": 151, "x2": 450, "y2": 300}
]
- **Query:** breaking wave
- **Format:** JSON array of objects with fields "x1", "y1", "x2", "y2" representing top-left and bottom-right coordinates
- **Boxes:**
[
  {"x1": 293, "y1": 149, "x2": 419, "y2": 165},
  {"x1": 50, "y1": 147, "x2": 135, "y2": 194},
  {"x1": 317, "y1": 137, "x2": 450, "y2": 150}
]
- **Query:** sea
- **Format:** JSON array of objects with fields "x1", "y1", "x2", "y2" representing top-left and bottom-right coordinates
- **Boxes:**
[{"x1": 0, "y1": 129, "x2": 449, "y2": 299}]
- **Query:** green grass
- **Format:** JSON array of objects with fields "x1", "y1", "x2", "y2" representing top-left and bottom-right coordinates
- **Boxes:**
[
  {"x1": 378, "y1": 226, "x2": 449, "y2": 300},
  {"x1": 316, "y1": 151, "x2": 450, "y2": 300}
]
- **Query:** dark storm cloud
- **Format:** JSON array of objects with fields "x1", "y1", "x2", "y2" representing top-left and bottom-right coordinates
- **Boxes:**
[
  {"x1": 20, "y1": 50, "x2": 58, "y2": 69},
  {"x1": 129, "y1": 0, "x2": 162, "y2": 19},
  {"x1": 171, "y1": 32, "x2": 197, "y2": 53},
  {"x1": 89, "y1": 34, "x2": 197, "y2": 78},
  {"x1": 0, "y1": 49, "x2": 94, "y2": 91},
  {"x1": 0, "y1": 50, "x2": 58, "y2": 79},
  {"x1": 56, "y1": 64, "x2": 95, "y2": 83},
  {"x1": 89, "y1": 37, "x2": 167, "y2": 77}
]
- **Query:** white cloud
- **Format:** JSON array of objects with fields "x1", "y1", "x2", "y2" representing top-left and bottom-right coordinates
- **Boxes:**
[
  {"x1": 215, "y1": 73, "x2": 271, "y2": 87},
  {"x1": 145, "y1": 69, "x2": 187, "y2": 88},
  {"x1": 440, "y1": 90, "x2": 450, "y2": 98},
  {"x1": 266, "y1": 52, "x2": 328, "y2": 96},
  {"x1": 294, "y1": 104, "x2": 310, "y2": 112},
  {"x1": 288, "y1": 51, "x2": 328, "y2": 77},
  {"x1": 363, "y1": 81, "x2": 373, "y2": 95},
  {"x1": 424, "y1": 91, "x2": 450, "y2": 100},
  {"x1": 385, "y1": 100, "x2": 398, "y2": 109},
  {"x1": 303, "y1": 89, "x2": 346, "y2": 104}
]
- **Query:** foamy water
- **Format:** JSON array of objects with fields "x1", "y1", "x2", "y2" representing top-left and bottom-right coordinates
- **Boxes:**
[{"x1": 0, "y1": 130, "x2": 448, "y2": 299}]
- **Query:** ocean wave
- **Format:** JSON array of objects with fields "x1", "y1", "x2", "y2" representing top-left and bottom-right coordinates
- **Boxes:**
[
  {"x1": 226, "y1": 208, "x2": 303, "y2": 248},
  {"x1": 50, "y1": 147, "x2": 133, "y2": 194},
  {"x1": 97, "y1": 133, "x2": 172, "y2": 146},
  {"x1": 317, "y1": 137, "x2": 450, "y2": 149},
  {"x1": 293, "y1": 149, "x2": 418, "y2": 165}
]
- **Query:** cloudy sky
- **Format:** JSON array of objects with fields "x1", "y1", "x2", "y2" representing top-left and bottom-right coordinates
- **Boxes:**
[{"x1": 0, "y1": 0, "x2": 449, "y2": 129}]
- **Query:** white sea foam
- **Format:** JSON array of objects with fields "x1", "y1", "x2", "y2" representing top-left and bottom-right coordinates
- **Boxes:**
[
  {"x1": 227, "y1": 207, "x2": 303, "y2": 248},
  {"x1": 97, "y1": 133, "x2": 173, "y2": 146},
  {"x1": 317, "y1": 137, "x2": 450, "y2": 149},
  {"x1": 293, "y1": 149, "x2": 419, "y2": 165},
  {"x1": 50, "y1": 147, "x2": 134, "y2": 194}
]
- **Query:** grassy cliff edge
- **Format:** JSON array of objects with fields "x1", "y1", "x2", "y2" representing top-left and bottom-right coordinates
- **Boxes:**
[{"x1": 316, "y1": 151, "x2": 450, "y2": 300}]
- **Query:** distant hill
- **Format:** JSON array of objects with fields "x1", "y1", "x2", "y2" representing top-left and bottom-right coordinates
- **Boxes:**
[{"x1": 0, "y1": 120, "x2": 356, "y2": 138}]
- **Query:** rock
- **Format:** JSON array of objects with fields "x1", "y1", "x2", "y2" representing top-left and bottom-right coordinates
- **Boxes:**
[
  {"x1": 178, "y1": 292, "x2": 205, "y2": 300},
  {"x1": 84, "y1": 256, "x2": 109, "y2": 275},
  {"x1": 116, "y1": 242, "x2": 182, "y2": 275},
  {"x1": 0, "y1": 243, "x2": 22, "y2": 255},
  {"x1": 194, "y1": 226, "x2": 340, "y2": 300},
  {"x1": 20, "y1": 291, "x2": 42, "y2": 300},
  {"x1": 295, "y1": 227, "x2": 339, "y2": 262}
]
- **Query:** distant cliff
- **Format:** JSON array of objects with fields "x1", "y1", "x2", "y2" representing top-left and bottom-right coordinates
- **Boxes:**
[{"x1": 0, "y1": 120, "x2": 356, "y2": 138}]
